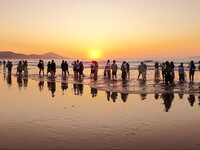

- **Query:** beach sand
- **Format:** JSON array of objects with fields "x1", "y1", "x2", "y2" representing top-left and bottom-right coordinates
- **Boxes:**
[{"x1": 0, "y1": 66, "x2": 200, "y2": 149}]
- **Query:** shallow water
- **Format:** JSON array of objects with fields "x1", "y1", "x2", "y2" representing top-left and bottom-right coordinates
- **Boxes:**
[{"x1": 1, "y1": 67, "x2": 200, "y2": 149}]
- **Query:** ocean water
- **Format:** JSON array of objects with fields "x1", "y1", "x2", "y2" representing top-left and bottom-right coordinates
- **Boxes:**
[{"x1": 2, "y1": 57, "x2": 200, "y2": 71}]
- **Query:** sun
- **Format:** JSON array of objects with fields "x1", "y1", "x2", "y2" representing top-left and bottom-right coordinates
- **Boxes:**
[{"x1": 89, "y1": 49, "x2": 101, "y2": 59}]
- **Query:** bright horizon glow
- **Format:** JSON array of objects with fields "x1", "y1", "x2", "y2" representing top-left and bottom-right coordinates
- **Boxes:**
[{"x1": 0, "y1": 0, "x2": 200, "y2": 59}]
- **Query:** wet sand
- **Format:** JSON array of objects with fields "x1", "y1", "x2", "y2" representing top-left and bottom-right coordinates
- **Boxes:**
[{"x1": 0, "y1": 67, "x2": 200, "y2": 149}]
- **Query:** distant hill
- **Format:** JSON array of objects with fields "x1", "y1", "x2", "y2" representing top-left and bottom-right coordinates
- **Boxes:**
[{"x1": 0, "y1": 51, "x2": 68, "y2": 59}]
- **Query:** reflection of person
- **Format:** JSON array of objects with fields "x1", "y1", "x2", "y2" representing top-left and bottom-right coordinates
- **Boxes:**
[
  {"x1": 161, "y1": 93, "x2": 174, "y2": 112},
  {"x1": 51, "y1": 81, "x2": 56, "y2": 97},
  {"x1": 7, "y1": 74, "x2": 12, "y2": 85},
  {"x1": 38, "y1": 80, "x2": 44, "y2": 91},
  {"x1": 140, "y1": 93, "x2": 147, "y2": 100},
  {"x1": 17, "y1": 74, "x2": 23, "y2": 89},
  {"x1": 154, "y1": 93, "x2": 159, "y2": 100},
  {"x1": 178, "y1": 93, "x2": 184, "y2": 99},
  {"x1": 61, "y1": 82, "x2": 68, "y2": 95},
  {"x1": 23, "y1": 77, "x2": 28, "y2": 87},
  {"x1": 91, "y1": 87, "x2": 98, "y2": 97},
  {"x1": 121, "y1": 93, "x2": 128, "y2": 103},
  {"x1": 106, "y1": 91, "x2": 110, "y2": 101},
  {"x1": 111, "y1": 92, "x2": 118, "y2": 102},
  {"x1": 188, "y1": 94, "x2": 195, "y2": 107}
]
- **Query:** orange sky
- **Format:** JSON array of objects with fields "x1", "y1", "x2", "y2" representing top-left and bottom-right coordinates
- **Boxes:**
[{"x1": 0, "y1": 0, "x2": 200, "y2": 59}]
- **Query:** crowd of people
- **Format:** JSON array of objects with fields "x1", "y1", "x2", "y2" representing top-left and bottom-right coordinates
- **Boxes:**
[{"x1": 1, "y1": 59, "x2": 200, "y2": 85}]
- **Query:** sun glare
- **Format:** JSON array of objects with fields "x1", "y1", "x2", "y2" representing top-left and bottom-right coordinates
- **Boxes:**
[{"x1": 89, "y1": 49, "x2": 101, "y2": 59}]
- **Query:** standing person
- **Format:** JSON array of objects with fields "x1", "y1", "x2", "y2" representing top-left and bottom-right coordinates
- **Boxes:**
[
  {"x1": 121, "y1": 61, "x2": 127, "y2": 80},
  {"x1": 23, "y1": 60, "x2": 28, "y2": 76},
  {"x1": 76, "y1": 60, "x2": 80, "y2": 78},
  {"x1": 51, "y1": 60, "x2": 56, "y2": 77},
  {"x1": 111, "y1": 60, "x2": 118, "y2": 80},
  {"x1": 72, "y1": 61, "x2": 78, "y2": 79},
  {"x1": 65, "y1": 61, "x2": 69, "y2": 77},
  {"x1": 141, "y1": 62, "x2": 147, "y2": 81},
  {"x1": 178, "y1": 63, "x2": 185, "y2": 83},
  {"x1": 106, "y1": 60, "x2": 111, "y2": 79},
  {"x1": 47, "y1": 61, "x2": 51, "y2": 76},
  {"x1": 189, "y1": 60, "x2": 196, "y2": 82},
  {"x1": 164, "y1": 61, "x2": 173, "y2": 85},
  {"x1": 198, "y1": 61, "x2": 200, "y2": 71},
  {"x1": 126, "y1": 62, "x2": 130, "y2": 79},
  {"x1": 94, "y1": 61, "x2": 99, "y2": 81},
  {"x1": 38, "y1": 60, "x2": 44, "y2": 76},
  {"x1": 138, "y1": 62, "x2": 143, "y2": 79},
  {"x1": 6, "y1": 61, "x2": 13, "y2": 74},
  {"x1": 154, "y1": 61, "x2": 160, "y2": 80},
  {"x1": 61, "y1": 60, "x2": 66, "y2": 77},
  {"x1": 79, "y1": 61, "x2": 84, "y2": 80},
  {"x1": 90, "y1": 61, "x2": 95, "y2": 79},
  {"x1": 161, "y1": 63, "x2": 166, "y2": 81},
  {"x1": 170, "y1": 61, "x2": 175, "y2": 82},
  {"x1": 16, "y1": 61, "x2": 23, "y2": 75}
]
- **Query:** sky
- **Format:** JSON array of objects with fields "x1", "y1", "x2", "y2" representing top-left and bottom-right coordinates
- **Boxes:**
[{"x1": 0, "y1": 0, "x2": 200, "y2": 59}]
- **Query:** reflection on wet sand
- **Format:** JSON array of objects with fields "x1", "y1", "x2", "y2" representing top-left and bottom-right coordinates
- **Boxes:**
[
  {"x1": 188, "y1": 94, "x2": 196, "y2": 107},
  {"x1": 73, "y1": 84, "x2": 83, "y2": 96},
  {"x1": 91, "y1": 87, "x2": 98, "y2": 97},
  {"x1": 161, "y1": 93, "x2": 174, "y2": 112},
  {"x1": 7, "y1": 74, "x2": 12, "y2": 86},
  {"x1": 47, "y1": 79, "x2": 56, "y2": 97},
  {"x1": 4, "y1": 74, "x2": 200, "y2": 111}
]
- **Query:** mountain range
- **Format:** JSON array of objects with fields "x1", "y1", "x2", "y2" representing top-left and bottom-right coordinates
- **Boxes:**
[{"x1": 0, "y1": 51, "x2": 67, "y2": 59}]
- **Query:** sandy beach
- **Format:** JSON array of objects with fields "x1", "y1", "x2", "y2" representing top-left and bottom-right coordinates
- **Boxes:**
[{"x1": 0, "y1": 65, "x2": 200, "y2": 149}]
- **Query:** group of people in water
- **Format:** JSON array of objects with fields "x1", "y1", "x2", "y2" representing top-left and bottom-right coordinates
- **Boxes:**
[{"x1": 1, "y1": 59, "x2": 200, "y2": 85}]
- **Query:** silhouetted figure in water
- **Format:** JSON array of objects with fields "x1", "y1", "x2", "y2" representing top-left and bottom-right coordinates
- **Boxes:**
[
  {"x1": 6, "y1": 61, "x2": 13, "y2": 75},
  {"x1": 38, "y1": 59, "x2": 44, "y2": 76},
  {"x1": 189, "y1": 60, "x2": 196, "y2": 82},
  {"x1": 121, "y1": 61, "x2": 127, "y2": 80},
  {"x1": 51, "y1": 60, "x2": 56, "y2": 77},
  {"x1": 16, "y1": 61, "x2": 23, "y2": 75},
  {"x1": 164, "y1": 61, "x2": 173, "y2": 85},
  {"x1": 23, "y1": 60, "x2": 28, "y2": 76},
  {"x1": 188, "y1": 94, "x2": 195, "y2": 107},
  {"x1": 170, "y1": 61, "x2": 175, "y2": 83},
  {"x1": 78, "y1": 61, "x2": 84, "y2": 81},
  {"x1": 111, "y1": 60, "x2": 118, "y2": 80},
  {"x1": 160, "y1": 63, "x2": 165, "y2": 81},
  {"x1": 161, "y1": 93, "x2": 174, "y2": 112},
  {"x1": 91, "y1": 87, "x2": 98, "y2": 97},
  {"x1": 61, "y1": 60, "x2": 69, "y2": 77},
  {"x1": 111, "y1": 92, "x2": 118, "y2": 102},
  {"x1": 178, "y1": 63, "x2": 185, "y2": 83},
  {"x1": 198, "y1": 96, "x2": 200, "y2": 106},
  {"x1": 121, "y1": 93, "x2": 128, "y2": 103},
  {"x1": 47, "y1": 61, "x2": 51, "y2": 76}
]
